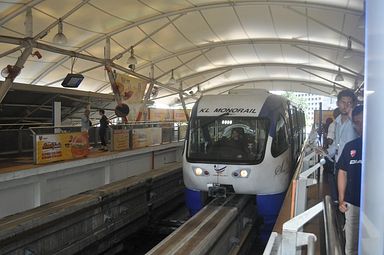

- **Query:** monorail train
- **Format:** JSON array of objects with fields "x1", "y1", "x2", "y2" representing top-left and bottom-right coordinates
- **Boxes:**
[
  {"x1": 183, "y1": 89, "x2": 306, "y2": 241},
  {"x1": 183, "y1": 89, "x2": 305, "y2": 197},
  {"x1": 183, "y1": 90, "x2": 305, "y2": 195}
]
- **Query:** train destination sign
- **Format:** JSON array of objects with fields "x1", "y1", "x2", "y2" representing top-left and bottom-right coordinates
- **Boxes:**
[{"x1": 198, "y1": 107, "x2": 258, "y2": 114}]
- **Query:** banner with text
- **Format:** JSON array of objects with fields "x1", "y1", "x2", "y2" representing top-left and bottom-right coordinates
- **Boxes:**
[
  {"x1": 173, "y1": 109, "x2": 191, "y2": 122},
  {"x1": 35, "y1": 132, "x2": 89, "y2": 164},
  {"x1": 112, "y1": 129, "x2": 130, "y2": 151},
  {"x1": 149, "y1": 108, "x2": 173, "y2": 121}
]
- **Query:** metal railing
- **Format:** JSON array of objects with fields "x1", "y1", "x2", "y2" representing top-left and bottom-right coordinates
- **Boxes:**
[
  {"x1": 323, "y1": 195, "x2": 344, "y2": 255},
  {"x1": 294, "y1": 151, "x2": 325, "y2": 216},
  {"x1": 281, "y1": 201, "x2": 323, "y2": 255},
  {"x1": 263, "y1": 128, "x2": 345, "y2": 255},
  {"x1": 0, "y1": 128, "x2": 34, "y2": 155}
]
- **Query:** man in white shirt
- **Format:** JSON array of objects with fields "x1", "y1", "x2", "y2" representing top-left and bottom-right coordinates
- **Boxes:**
[
  {"x1": 320, "y1": 90, "x2": 358, "y2": 202},
  {"x1": 327, "y1": 90, "x2": 358, "y2": 163},
  {"x1": 81, "y1": 109, "x2": 91, "y2": 132}
]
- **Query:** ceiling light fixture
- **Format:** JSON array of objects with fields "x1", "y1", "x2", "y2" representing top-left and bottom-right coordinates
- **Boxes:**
[
  {"x1": 330, "y1": 83, "x2": 337, "y2": 96},
  {"x1": 343, "y1": 36, "x2": 353, "y2": 59},
  {"x1": 127, "y1": 46, "x2": 137, "y2": 65},
  {"x1": 168, "y1": 69, "x2": 176, "y2": 85},
  {"x1": 335, "y1": 67, "x2": 344, "y2": 81},
  {"x1": 53, "y1": 18, "x2": 68, "y2": 45}
]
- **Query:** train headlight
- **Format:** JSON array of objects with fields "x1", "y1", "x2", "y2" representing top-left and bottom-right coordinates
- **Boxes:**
[
  {"x1": 240, "y1": 169, "x2": 249, "y2": 178},
  {"x1": 233, "y1": 169, "x2": 250, "y2": 178},
  {"x1": 193, "y1": 167, "x2": 203, "y2": 176}
]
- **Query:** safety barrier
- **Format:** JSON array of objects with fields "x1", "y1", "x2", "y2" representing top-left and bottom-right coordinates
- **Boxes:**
[
  {"x1": 0, "y1": 128, "x2": 34, "y2": 155},
  {"x1": 323, "y1": 195, "x2": 344, "y2": 255},
  {"x1": 263, "y1": 129, "x2": 343, "y2": 255},
  {"x1": 25, "y1": 121, "x2": 186, "y2": 164}
]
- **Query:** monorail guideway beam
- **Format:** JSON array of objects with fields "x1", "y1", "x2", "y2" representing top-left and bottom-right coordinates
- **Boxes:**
[{"x1": 147, "y1": 194, "x2": 255, "y2": 255}]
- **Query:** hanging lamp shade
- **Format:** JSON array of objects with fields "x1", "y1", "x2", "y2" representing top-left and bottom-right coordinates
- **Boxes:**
[
  {"x1": 127, "y1": 46, "x2": 137, "y2": 65},
  {"x1": 53, "y1": 18, "x2": 68, "y2": 45},
  {"x1": 330, "y1": 83, "x2": 337, "y2": 96},
  {"x1": 343, "y1": 37, "x2": 353, "y2": 59},
  {"x1": 168, "y1": 69, "x2": 176, "y2": 85},
  {"x1": 335, "y1": 67, "x2": 344, "y2": 81}
]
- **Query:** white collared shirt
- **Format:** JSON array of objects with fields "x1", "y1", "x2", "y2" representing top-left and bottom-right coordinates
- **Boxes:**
[
  {"x1": 327, "y1": 121, "x2": 335, "y2": 140},
  {"x1": 327, "y1": 114, "x2": 358, "y2": 162}
]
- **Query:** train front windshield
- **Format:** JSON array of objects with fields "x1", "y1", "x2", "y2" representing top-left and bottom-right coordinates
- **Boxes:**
[{"x1": 187, "y1": 116, "x2": 270, "y2": 164}]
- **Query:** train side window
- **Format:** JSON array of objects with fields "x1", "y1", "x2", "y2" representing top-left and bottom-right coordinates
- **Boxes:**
[{"x1": 271, "y1": 114, "x2": 289, "y2": 157}]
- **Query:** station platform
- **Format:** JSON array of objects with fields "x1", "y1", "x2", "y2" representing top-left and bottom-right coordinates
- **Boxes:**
[
  {"x1": 0, "y1": 142, "x2": 184, "y2": 219},
  {"x1": 0, "y1": 159, "x2": 185, "y2": 254},
  {"x1": 0, "y1": 149, "x2": 112, "y2": 174}
]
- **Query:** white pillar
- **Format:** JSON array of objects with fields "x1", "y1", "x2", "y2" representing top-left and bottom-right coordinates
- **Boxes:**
[
  {"x1": 53, "y1": 101, "x2": 61, "y2": 133},
  {"x1": 361, "y1": 2, "x2": 384, "y2": 254}
]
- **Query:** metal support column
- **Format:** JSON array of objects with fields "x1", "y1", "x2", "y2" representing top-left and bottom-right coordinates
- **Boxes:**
[
  {"x1": 136, "y1": 64, "x2": 154, "y2": 121},
  {"x1": 178, "y1": 81, "x2": 190, "y2": 121},
  {"x1": 0, "y1": 46, "x2": 32, "y2": 104}
]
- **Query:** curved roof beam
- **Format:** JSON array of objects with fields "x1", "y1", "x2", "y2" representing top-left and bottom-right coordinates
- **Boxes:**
[
  {"x1": 179, "y1": 62, "x2": 362, "y2": 82},
  {"x1": 154, "y1": 76, "x2": 344, "y2": 101},
  {"x1": 287, "y1": 6, "x2": 364, "y2": 46},
  {"x1": 0, "y1": 0, "x2": 92, "y2": 59},
  {"x1": 29, "y1": 1, "x2": 363, "y2": 84},
  {"x1": 293, "y1": 45, "x2": 363, "y2": 77},
  {"x1": 137, "y1": 38, "x2": 365, "y2": 70},
  {"x1": 167, "y1": 79, "x2": 341, "y2": 106},
  {"x1": 0, "y1": 0, "x2": 45, "y2": 26},
  {"x1": 197, "y1": 79, "x2": 337, "y2": 94}
]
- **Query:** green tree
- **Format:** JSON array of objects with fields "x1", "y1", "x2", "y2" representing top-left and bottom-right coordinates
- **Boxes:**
[
  {"x1": 282, "y1": 92, "x2": 311, "y2": 128},
  {"x1": 282, "y1": 92, "x2": 308, "y2": 109}
]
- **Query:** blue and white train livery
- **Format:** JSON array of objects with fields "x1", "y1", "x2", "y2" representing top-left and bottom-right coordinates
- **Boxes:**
[
  {"x1": 183, "y1": 89, "x2": 306, "y2": 241},
  {"x1": 183, "y1": 89, "x2": 305, "y2": 197}
]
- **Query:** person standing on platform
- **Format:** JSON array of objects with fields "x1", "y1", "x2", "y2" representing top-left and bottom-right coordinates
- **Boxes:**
[
  {"x1": 322, "y1": 108, "x2": 340, "y2": 201},
  {"x1": 319, "y1": 89, "x2": 358, "y2": 202},
  {"x1": 337, "y1": 105, "x2": 363, "y2": 255},
  {"x1": 81, "y1": 108, "x2": 92, "y2": 150},
  {"x1": 98, "y1": 109, "x2": 109, "y2": 151},
  {"x1": 81, "y1": 109, "x2": 91, "y2": 132},
  {"x1": 326, "y1": 108, "x2": 341, "y2": 147}
]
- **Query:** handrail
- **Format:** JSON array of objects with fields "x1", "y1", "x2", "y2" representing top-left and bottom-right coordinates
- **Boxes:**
[
  {"x1": 26, "y1": 121, "x2": 187, "y2": 131},
  {"x1": 264, "y1": 129, "x2": 345, "y2": 254},
  {"x1": 294, "y1": 132, "x2": 325, "y2": 216},
  {"x1": 323, "y1": 195, "x2": 344, "y2": 255},
  {"x1": 281, "y1": 201, "x2": 323, "y2": 255}
]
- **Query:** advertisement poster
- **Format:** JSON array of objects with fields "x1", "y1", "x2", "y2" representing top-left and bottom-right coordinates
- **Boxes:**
[
  {"x1": 115, "y1": 73, "x2": 146, "y2": 104},
  {"x1": 112, "y1": 129, "x2": 130, "y2": 151},
  {"x1": 149, "y1": 127, "x2": 162, "y2": 145},
  {"x1": 178, "y1": 124, "x2": 188, "y2": 140},
  {"x1": 131, "y1": 128, "x2": 149, "y2": 149},
  {"x1": 173, "y1": 109, "x2": 190, "y2": 122},
  {"x1": 126, "y1": 104, "x2": 147, "y2": 122},
  {"x1": 149, "y1": 108, "x2": 173, "y2": 121},
  {"x1": 314, "y1": 110, "x2": 334, "y2": 125},
  {"x1": 35, "y1": 132, "x2": 89, "y2": 164}
]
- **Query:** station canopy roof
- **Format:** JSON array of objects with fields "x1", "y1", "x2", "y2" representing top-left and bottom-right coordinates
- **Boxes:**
[{"x1": 0, "y1": 0, "x2": 365, "y2": 126}]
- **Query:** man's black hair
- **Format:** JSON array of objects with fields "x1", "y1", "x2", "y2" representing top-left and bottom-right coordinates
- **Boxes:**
[
  {"x1": 352, "y1": 104, "x2": 363, "y2": 117},
  {"x1": 337, "y1": 89, "x2": 357, "y2": 103},
  {"x1": 99, "y1": 109, "x2": 105, "y2": 114}
]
